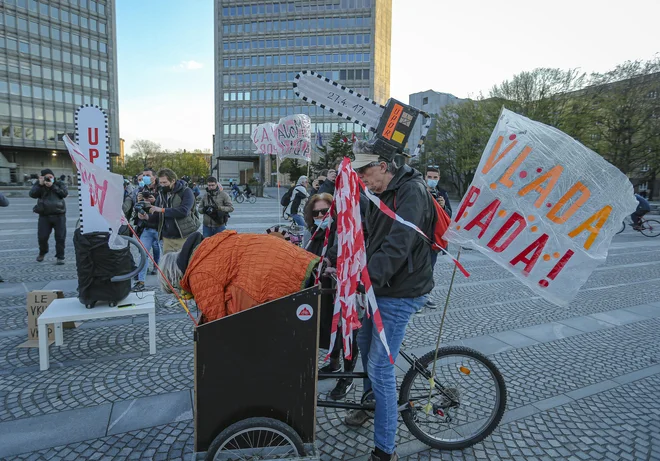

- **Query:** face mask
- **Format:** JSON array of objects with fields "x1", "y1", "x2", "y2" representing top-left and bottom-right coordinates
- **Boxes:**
[
  {"x1": 314, "y1": 218, "x2": 330, "y2": 229},
  {"x1": 142, "y1": 176, "x2": 152, "y2": 186},
  {"x1": 426, "y1": 179, "x2": 439, "y2": 188},
  {"x1": 138, "y1": 180, "x2": 145, "y2": 187}
]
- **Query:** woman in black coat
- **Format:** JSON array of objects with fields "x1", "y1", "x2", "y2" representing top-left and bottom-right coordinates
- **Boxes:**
[{"x1": 304, "y1": 193, "x2": 359, "y2": 401}]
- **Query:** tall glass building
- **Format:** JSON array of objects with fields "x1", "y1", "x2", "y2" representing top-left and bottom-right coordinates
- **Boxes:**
[
  {"x1": 214, "y1": 0, "x2": 392, "y2": 185},
  {"x1": 0, "y1": 0, "x2": 119, "y2": 182}
]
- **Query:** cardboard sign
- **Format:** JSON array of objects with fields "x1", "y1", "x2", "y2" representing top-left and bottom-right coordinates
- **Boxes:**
[
  {"x1": 16, "y1": 291, "x2": 62, "y2": 348},
  {"x1": 444, "y1": 109, "x2": 638, "y2": 306}
]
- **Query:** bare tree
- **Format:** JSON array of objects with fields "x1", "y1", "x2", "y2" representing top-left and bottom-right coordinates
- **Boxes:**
[{"x1": 130, "y1": 139, "x2": 162, "y2": 169}]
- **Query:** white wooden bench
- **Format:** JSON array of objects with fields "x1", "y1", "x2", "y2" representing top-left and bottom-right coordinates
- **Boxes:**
[{"x1": 38, "y1": 292, "x2": 156, "y2": 371}]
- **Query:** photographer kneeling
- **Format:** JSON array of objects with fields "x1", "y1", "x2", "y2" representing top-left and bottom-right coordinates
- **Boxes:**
[{"x1": 198, "y1": 177, "x2": 234, "y2": 237}]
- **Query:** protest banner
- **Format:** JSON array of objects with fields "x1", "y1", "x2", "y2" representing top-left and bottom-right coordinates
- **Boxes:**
[
  {"x1": 75, "y1": 105, "x2": 110, "y2": 234},
  {"x1": 64, "y1": 135, "x2": 126, "y2": 249},
  {"x1": 274, "y1": 114, "x2": 311, "y2": 162},
  {"x1": 444, "y1": 109, "x2": 638, "y2": 306},
  {"x1": 251, "y1": 122, "x2": 279, "y2": 156}
]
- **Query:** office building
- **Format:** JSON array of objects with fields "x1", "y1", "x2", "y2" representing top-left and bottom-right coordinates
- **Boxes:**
[
  {"x1": 407, "y1": 90, "x2": 464, "y2": 156},
  {"x1": 214, "y1": 0, "x2": 392, "y2": 185},
  {"x1": 0, "y1": 0, "x2": 120, "y2": 182}
]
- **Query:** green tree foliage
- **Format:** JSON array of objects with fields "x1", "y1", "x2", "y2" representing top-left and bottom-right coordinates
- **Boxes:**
[
  {"x1": 417, "y1": 99, "x2": 500, "y2": 196},
  {"x1": 278, "y1": 158, "x2": 308, "y2": 183},
  {"x1": 113, "y1": 141, "x2": 211, "y2": 181}
]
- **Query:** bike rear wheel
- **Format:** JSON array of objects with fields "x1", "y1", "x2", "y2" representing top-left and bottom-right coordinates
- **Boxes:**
[
  {"x1": 641, "y1": 219, "x2": 660, "y2": 237},
  {"x1": 399, "y1": 346, "x2": 506, "y2": 450},
  {"x1": 235, "y1": 194, "x2": 245, "y2": 204}
]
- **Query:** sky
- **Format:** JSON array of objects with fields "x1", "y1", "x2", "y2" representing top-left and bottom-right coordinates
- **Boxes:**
[{"x1": 115, "y1": 0, "x2": 659, "y2": 154}]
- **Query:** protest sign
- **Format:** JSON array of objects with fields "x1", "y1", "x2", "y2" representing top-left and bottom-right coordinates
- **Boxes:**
[
  {"x1": 444, "y1": 109, "x2": 638, "y2": 306},
  {"x1": 251, "y1": 115, "x2": 312, "y2": 162},
  {"x1": 274, "y1": 114, "x2": 311, "y2": 162},
  {"x1": 251, "y1": 122, "x2": 279, "y2": 156},
  {"x1": 76, "y1": 105, "x2": 110, "y2": 234},
  {"x1": 64, "y1": 135, "x2": 126, "y2": 249}
]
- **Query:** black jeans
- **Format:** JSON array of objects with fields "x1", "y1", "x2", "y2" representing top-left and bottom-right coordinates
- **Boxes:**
[
  {"x1": 631, "y1": 210, "x2": 648, "y2": 226},
  {"x1": 38, "y1": 214, "x2": 67, "y2": 259}
]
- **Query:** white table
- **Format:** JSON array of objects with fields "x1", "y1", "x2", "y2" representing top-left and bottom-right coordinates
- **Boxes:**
[{"x1": 37, "y1": 292, "x2": 156, "y2": 371}]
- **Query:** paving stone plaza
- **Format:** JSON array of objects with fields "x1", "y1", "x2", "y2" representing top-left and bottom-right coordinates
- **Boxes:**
[{"x1": 0, "y1": 193, "x2": 659, "y2": 460}]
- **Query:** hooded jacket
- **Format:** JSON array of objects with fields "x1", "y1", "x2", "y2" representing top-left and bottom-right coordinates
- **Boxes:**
[
  {"x1": 29, "y1": 181, "x2": 68, "y2": 215},
  {"x1": 180, "y1": 231, "x2": 320, "y2": 322},
  {"x1": 364, "y1": 165, "x2": 435, "y2": 298},
  {"x1": 287, "y1": 185, "x2": 309, "y2": 215},
  {"x1": 156, "y1": 180, "x2": 199, "y2": 239}
]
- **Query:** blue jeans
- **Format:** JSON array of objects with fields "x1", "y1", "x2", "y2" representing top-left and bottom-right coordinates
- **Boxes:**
[
  {"x1": 137, "y1": 228, "x2": 161, "y2": 282},
  {"x1": 291, "y1": 214, "x2": 305, "y2": 227},
  {"x1": 203, "y1": 225, "x2": 226, "y2": 237},
  {"x1": 357, "y1": 295, "x2": 427, "y2": 454}
]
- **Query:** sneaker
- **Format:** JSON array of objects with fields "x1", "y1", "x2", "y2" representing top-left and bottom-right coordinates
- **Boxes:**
[
  {"x1": 369, "y1": 451, "x2": 398, "y2": 461},
  {"x1": 344, "y1": 409, "x2": 373, "y2": 427},
  {"x1": 132, "y1": 281, "x2": 145, "y2": 292},
  {"x1": 424, "y1": 299, "x2": 437, "y2": 309},
  {"x1": 149, "y1": 269, "x2": 158, "y2": 276},
  {"x1": 56, "y1": 258, "x2": 65, "y2": 265},
  {"x1": 36, "y1": 254, "x2": 45, "y2": 262},
  {"x1": 318, "y1": 363, "x2": 341, "y2": 380},
  {"x1": 330, "y1": 378, "x2": 354, "y2": 401}
]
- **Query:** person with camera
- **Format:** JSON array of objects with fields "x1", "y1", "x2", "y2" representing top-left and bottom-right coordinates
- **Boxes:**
[
  {"x1": 146, "y1": 168, "x2": 199, "y2": 254},
  {"x1": 29, "y1": 169, "x2": 69, "y2": 265},
  {"x1": 199, "y1": 177, "x2": 234, "y2": 237},
  {"x1": 131, "y1": 168, "x2": 161, "y2": 291}
]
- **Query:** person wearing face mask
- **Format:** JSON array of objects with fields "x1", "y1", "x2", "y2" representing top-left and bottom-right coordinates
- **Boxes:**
[
  {"x1": 422, "y1": 167, "x2": 453, "y2": 310},
  {"x1": 425, "y1": 167, "x2": 452, "y2": 218},
  {"x1": 146, "y1": 168, "x2": 199, "y2": 254},
  {"x1": 30, "y1": 169, "x2": 69, "y2": 265},
  {"x1": 131, "y1": 168, "x2": 162, "y2": 291},
  {"x1": 304, "y1": 193, "x2": 361, "y2": 400},
  {"x1": 198, "y1": 176, "x2": 234, "y2": 237}
]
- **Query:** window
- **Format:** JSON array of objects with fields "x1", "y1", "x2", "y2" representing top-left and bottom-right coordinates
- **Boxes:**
[
  {"x1": 422, "y1": 97, "x2": 428, "y2": 105},
  {"x1": 0, "y1": 102, "x2": 8, "y2": 116}
]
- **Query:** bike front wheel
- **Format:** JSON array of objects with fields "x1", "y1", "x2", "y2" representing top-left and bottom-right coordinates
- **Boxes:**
[
  {"x1": 399, "y1": 346, "x2": 506, "y2": 451},
  {"x1": 641, "y1": 219, "x2": 660, "y2": 237},
  {"x1": 616, "y1": 221, "x2": 625, "y2": 234},
  {"x1": 248, "y1": 195, "x2": 257, "y2": 204}
]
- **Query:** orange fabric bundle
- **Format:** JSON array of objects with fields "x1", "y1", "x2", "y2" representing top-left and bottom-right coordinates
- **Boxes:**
[{"x1": 181, "y1": 231, "x2": 320, "y2": 322}]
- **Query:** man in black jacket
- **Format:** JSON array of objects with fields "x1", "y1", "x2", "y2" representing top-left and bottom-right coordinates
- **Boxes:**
[
  {"x1": 30, "y1": 169, "x2": 68, "y2": 264},
  {"x1": 345, "y1": 141, "x2": 435, "y2": 461}
]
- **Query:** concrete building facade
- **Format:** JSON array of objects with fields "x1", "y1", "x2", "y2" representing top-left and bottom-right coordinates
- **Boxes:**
[
  {"x1": 407, "y1": 89, "x2": 464, "y2": 156},
  {"x1": 0, "y1": 0, "x2": 120, "y2": 183},
  {"x1": 214, "y1": 0, "x2": 392, "y2": 186}
]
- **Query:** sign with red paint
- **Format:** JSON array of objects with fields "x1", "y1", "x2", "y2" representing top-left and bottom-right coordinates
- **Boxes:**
[
  {"x1": 64, "y1": 135, "x2": 126, "y2": 249},
  {"x1": 75, "y1": 105, "x2": 109, "y2": 234},
  {"x1": 444, "y1": 109, "x2": 638, "y2": 306}
]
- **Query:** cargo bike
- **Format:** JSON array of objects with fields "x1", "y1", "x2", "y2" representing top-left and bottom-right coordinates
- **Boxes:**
[{"x1": 193, "y1": 286, "x2": 507, "y2": 460}]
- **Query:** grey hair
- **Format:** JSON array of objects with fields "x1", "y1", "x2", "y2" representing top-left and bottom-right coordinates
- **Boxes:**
[
  {"x1": 158, "y1": 251, "x2": 183, "y2": 294},
  {"x1": 296, "y1": 175, "x2": 308, "y2": 185}
]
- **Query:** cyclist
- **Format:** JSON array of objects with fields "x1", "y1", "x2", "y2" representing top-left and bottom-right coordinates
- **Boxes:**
[
  {"x1": 243, "y1": 183, "x2": 253, "y2": 198},
  {"x1": 231, "y1": 182, "x2": 241, "y2": 200},
  {"x1": 632, "y1": 193, "x2": 651, "y2": 230}
]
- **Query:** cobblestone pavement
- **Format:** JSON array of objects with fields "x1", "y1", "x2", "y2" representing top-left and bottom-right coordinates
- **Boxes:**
[{"x1": 0, "y1": 197, "x2": 659, "y2": 460}]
